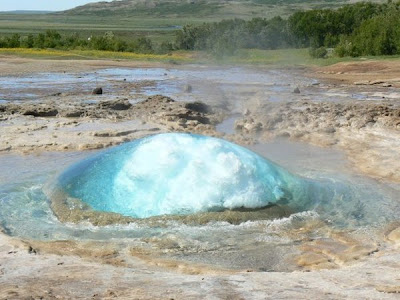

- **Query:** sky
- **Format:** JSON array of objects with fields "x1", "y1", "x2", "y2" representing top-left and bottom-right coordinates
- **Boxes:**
[{"x1": 0, "y1": 0, "x2": 110, "y2": 12}]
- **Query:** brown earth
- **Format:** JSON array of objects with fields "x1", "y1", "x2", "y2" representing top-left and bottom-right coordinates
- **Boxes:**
[{"x1": 312, "y1": 60, "x2": 400, "y2": 87}]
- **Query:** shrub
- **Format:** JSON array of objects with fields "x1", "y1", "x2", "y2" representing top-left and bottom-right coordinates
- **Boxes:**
[{"x1": 309, "y1": 47, "x2": 328, "y2": 58}]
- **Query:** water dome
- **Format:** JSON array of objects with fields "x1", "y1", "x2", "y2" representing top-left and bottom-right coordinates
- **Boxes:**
[{"x1": 56, "y1": 133, "x2": 315, "y2": 219}]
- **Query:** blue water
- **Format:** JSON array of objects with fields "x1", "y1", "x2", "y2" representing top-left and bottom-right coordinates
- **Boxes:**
[
  {"x1": 57, "y1": 133, "x2": 307, "y2": 218},
  {"x1": 0, "y1": 138, "x2": 399, "y2": 271},
  {"x1": 56, "y1": 133, "x2": 358, "y2": 220}
]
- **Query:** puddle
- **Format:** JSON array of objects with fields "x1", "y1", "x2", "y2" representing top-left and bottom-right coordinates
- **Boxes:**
[{"x1": 216, "y1": 113, "x2": 241, "y2": 135}]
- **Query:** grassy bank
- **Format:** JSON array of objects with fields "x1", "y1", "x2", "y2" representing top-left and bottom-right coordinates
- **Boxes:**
[
  {"x1": 1, "y1": 47, "x2": 398, "y2": 67},
  {"x1": 0, "y1": 48, "x2": 194, "y2": 63}
]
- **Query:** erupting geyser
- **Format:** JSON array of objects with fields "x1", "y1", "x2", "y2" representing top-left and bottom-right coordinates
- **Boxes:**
[{"x1": 56, "y1": 133, "x2": 315, "y2": 218}]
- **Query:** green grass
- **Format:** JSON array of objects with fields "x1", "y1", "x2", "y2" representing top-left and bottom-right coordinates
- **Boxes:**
[
  {"x1": 196, "y1": 48, "x2": 400, "y2": 67},
  {"x1": 0, "y1": 48, "x2": 194, "y2": 63}
]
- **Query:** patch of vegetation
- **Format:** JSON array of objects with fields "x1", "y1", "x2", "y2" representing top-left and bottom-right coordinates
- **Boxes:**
[
  {"x1": 0, "y1": 30, "x2": 170, "y2": 54},
  {"x1": 0, "y1": 48, "x2": 192, "y2": 62},
  {"x1": 173, "y1": 1, "x2": 400, "y2": 58},
  {"x1": 309, "y1": 47, "x2": 328, "y2": 58}
]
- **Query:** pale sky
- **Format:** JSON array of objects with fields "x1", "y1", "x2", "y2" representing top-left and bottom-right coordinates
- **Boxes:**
[{"x1": 0, "y1": 0, "x2": 111, "y2": 12}]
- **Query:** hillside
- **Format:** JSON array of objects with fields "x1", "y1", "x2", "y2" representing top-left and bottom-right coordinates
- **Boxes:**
[
  {"x1": 61, "y1": 0, "x2": 365, "y2": 19},
  {"x1": 0, "y1": 0, "x2": 386, "y2": 44}
]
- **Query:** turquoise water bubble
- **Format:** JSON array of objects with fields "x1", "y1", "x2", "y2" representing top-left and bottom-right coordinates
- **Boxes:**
[{"x1": 57, "y1": 133, "x2": 318, "y2": 218}]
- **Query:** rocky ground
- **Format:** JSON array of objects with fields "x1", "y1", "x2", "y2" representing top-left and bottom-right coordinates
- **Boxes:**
[
  {"x1": 0, "y1": 95, "x2": 225, "y2": 153},
  {"x1": 235, "y1": 99, "x2": 400, "y2": 182},
  {"x1": 1, "y1": 58, "x2": 400, "y2": 299}
]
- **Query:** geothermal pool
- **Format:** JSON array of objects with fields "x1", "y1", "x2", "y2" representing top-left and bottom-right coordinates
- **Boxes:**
[
  {"x1": 0, "y1": 133, "x2": 399, "y2": 271},
  {"x1": 1, "y1": 66, "x2": 400, "y2": 271}
]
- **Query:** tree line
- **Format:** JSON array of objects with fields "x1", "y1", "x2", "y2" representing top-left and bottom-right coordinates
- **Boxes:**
[
  {"x1": 175, "y1": 1, "x2": 400, "y2": 57},
  {"x1": 0, "y1": 30, "x2": 174, "y2": 54},
  {"x1": 1, "y1": 1, "x2": 400, "y2": 57}
]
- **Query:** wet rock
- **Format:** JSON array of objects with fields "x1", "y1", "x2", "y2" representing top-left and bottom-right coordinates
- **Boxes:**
[
  {"x1": 21, "y1": 105, "x2": 58, "y2": 117},
  {"x1": 370, "y1": 80, "x2": 385, "y2": 85},
  {"x1": 184, "y1": 102, "x2": 210, "y2": 113},
  {"x1": 98, "y1": 99, "x2": 132, "y2": 111},
  {"x1": 354, "y1": 80, "x2": 370, "y2": 85},
  {"x1": 141, "y1": 95, "x2": 175, "y2": 106},
  {"x1": 176, "y1": 110, "x2": 210, "y2": 125},
  {"x1": 92, "y1": 87, "x2": 103, "y2": 95},
  {"x1": 322, "y1": 127, "x2": 336, "y2": 134},
  {"x1": 297, "y1": 233, "x2": 379, "y2": 270},
  {"x1": 386, "y1": 226, "x2": 400, "y2": 246},
  {"x1": 59, "y1": 110, "x2": 84, "y2": 118},
  {"x1": 93, "y1": 130, "x2": 137, "y2": 137}
]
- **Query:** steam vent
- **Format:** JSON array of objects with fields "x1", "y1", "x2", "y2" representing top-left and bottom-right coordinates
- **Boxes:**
[{"x1": 56, "y1": 133, "x2": 316, "y2": 219}]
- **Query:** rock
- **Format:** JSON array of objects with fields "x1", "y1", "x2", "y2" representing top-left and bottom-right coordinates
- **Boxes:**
[
  {"x1": 176, "y1": 111, "x2": 210, "y2": 124},
  {"x1": 21, "y1": 106, "x2": 58, "y2": 117},
  {"x1": 243, "y1": 109, "x2": 250, "y2": 116},
  {"x1": 293, "y1": 87, "x2": 301, "y2": 94},
  {"x1": 184, "y1": 102, "x2": 209, "y2": 113},
  {"x1": 382, "y1": 83, "x2": 392, "y2": 87},
  {"x1": 354, "y1": 80, "x2": 369, "y2": 85},
  {"x1": 98, "y1": 99, "x2": 132, "y2": 111},
  {"x1": 60, "y1": 110, "x2": 84, "y2": 118},
  {"x1": 322, "y1": 127, "x2": 336, "y2": 134},
  {"x1": 92, "y1": 87, "x2": 103, "y2": 95},
  {"x1": 369, "y1": 80, "x2": 385, "y2": 85},
  {"x1": 386, "y1": 226, "x2": 400, "y2": 245}
]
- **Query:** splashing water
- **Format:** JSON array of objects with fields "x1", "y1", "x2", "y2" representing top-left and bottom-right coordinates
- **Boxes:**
[{"x1": 57, "y1": 133, "x2": 323, "y2": 218}]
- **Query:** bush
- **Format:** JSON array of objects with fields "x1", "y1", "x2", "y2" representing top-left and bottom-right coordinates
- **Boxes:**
[
  {"x1": 334, "y1": 12, "x2": 400, "y2": 57},
  {"x1": 309, "y1": 47, "x2": 328, "y2": 58}
]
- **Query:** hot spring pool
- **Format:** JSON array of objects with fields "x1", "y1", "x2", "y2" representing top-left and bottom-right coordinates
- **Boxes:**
[
  {"x1": 0, "y1": 134, "x2": 399, "y2": 271},
  {"x1": 55, "y1": 133, "x2": 322, "y2": 219}
]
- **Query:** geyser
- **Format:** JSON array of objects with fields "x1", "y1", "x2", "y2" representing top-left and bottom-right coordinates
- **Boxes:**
[{"x1": 56, "y1": 133, "x2": 316, "y2": 218}]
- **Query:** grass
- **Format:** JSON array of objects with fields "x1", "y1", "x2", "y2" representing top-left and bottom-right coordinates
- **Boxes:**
[
  {"x1": 217, "y1": 48, "x2": 400, "y2": 67},
  {"x1": 0, "y1": 48, "x2": 194, "y2": 63}
]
